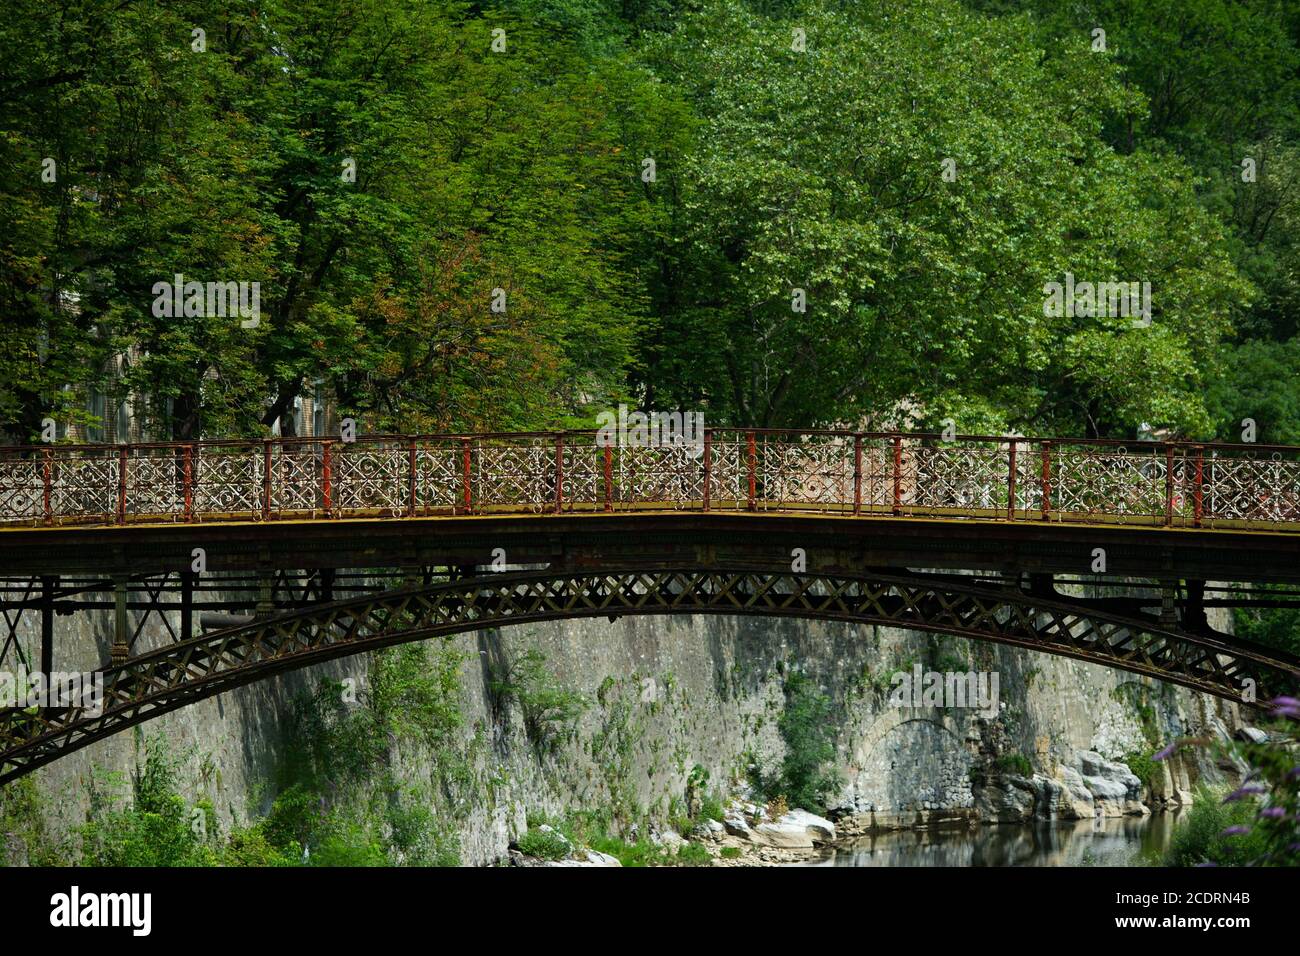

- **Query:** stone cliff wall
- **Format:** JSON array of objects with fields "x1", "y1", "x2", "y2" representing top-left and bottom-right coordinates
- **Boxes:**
[{"x1": 10, "y1": 591, "x2": 1243, "y2": 866}]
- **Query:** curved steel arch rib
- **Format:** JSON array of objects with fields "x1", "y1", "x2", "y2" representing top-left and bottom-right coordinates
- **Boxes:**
[{"x1": 3, "y1": 568, "x2": 1298, "y2": 784}]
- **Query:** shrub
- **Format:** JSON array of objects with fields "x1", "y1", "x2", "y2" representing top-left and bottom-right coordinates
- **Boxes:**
[
  {"x1": 516, "y1": 827, "x2": 570, "y2": 861},
  {"x1": 769, "y1": 670, "x2": 841, "y2": 813},
  {"x1": 489, "y1": 646, "x2": 587, "y2": 757},
  {"x1": 1164, "y1": 787, "x2": 1269, "y2": 867},
  {"x1": 77, "y1": 739, "x2": 218, "y2": 867},
  {"x1": 993, "y1": 753, "x2": 1033, "y2": 778},
  {"x1": 1122, "y1": 751, "x2": 1158, "y2": 791},
  {"x1": 674, "y1": 841, "x2": 713, "y2": 866},
  {"x1": 766, "y1": 795, "x2": 789, "y2": 821}
]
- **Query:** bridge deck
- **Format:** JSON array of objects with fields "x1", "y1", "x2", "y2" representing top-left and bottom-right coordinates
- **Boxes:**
[{"x1": 1, "y1": 509, "x2": 1298, "y2": 584}]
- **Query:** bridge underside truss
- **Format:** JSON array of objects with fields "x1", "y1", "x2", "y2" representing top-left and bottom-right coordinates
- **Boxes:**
[{"x1": 3, "y1": 567, "x2": 1298, "y2": 784}]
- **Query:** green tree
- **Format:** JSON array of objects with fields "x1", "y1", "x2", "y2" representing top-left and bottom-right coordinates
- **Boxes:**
[{"x1": 636, "y1": 0, "x2": 1249, "y2": 437}]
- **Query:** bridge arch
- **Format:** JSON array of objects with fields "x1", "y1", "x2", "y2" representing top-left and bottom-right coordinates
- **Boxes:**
[{"x1": 2, "y1": 567, "x2": 1297, "y2": 783}]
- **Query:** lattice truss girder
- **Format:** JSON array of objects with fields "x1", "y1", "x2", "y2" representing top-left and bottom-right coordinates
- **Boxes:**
[{"x1": 2, "y1": 569, "x2": 1297, "y2": 784}]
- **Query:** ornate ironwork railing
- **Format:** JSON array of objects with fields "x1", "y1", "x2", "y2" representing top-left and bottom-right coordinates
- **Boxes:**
[{"x1": 0, "y1": 430, "x2": 1297, "y2": 530}]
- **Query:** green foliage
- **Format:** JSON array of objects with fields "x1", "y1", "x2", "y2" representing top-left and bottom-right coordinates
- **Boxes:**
[
  {"x1": 1162, "y1": 705, "x2": 1300, "y2": 866},
  {"x1": 268, "y1": 642, "x2": 469, "y2": 866},
  {"x1": 0, "y1": 0, "x2": 684, "y2": 441},
  {"x1": 0, "y1": 776, "x2": 66, "y2": 865},
  {"x1": 217, "y1": 823, "x2": 301, "y2": 868},
  {"x1": 77, "y1": 738, "x2": 218, "y2": 867},
  {"x1": 517, "y1": 827, "x2": 572, "y2": 861},
  {"x1": 674, "y1": 841, "x2": 713, "y2": 866},
  {"x1": 719, "y1": 846, "x2": 742, "y2": 860},
  {"x1": 589, "y1": 676, "x2": 646, "y2": 824},
  {"x1": 977, "y1": 0, "x2": 1300, "y2": 440},
  {"x1": 1111, "y1": 684, "x2": 1162, "y2": 747},
  {"x1": 684, "y1": 763, "x2": 725, "y2": 823},
  {"x1": 1122, "y1": 751, "x2": 1158, "y2": 791},
  {"x1": 764, "y1": 669, "x2": 841, "y2": 814},
  {"x1": 699, "y1": 793, "x2": 726, "y2": 824},
  {"x1": 489, "y1": 645, "x2": 588, "y2": 757},
  {"x1": 993, "y1": 753, "x2": 1034, "y2": 778},
  {"x1": 1207, "y1": 339, "x2": 1300, "y2": 446},
  {"x1": 0, "y1": 0, "x2": 1295, "y2": 447},
  {"x1": 635, "y1": 0, "x2": 1246, "y2": 436},
  {"x1": 1232, "y1": 584, "x2": 1300, "y2": 657},
  {"x1": 1164, "y1": 786, "x2": 1269, "y2": 867}
]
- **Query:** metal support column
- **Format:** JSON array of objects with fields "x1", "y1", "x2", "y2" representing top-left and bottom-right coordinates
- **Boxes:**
[
  {"x1": 181, "y1": 570, "x2": 195, "y2": 641},
  {"x1": 111, "y1": 576, "x2": 129, "y2": 666},
  {"x1": 1159, "y1": 580, "x2": 1177, "y2": 626},
  {"x1": 39, "y1": 574, "x2": 56, "y2": 683},
  {"x1": 255, "y1": 571, "x2": 274, "y2": 619}
]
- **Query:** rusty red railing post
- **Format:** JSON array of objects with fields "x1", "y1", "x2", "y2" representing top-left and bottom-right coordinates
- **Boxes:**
[
  {"x1": 1164, "y1": 444, "x2": 1175, "y2": 526},
  {"x1": 1007, "y1": 440, "x2": 1017, "y2": 521},
  {"x1": 261, "y1": 439, "x2": 272, "y2": 520},
  {"x1": 853, "y1": 434, "x2": 863, "y2": 516},
  {"x1": 891, "y1": 435, "x2": 902, "y2": 516},
  {"x1": 117, "y1": 446, "x2": 128, "y2": 524},
  {"x1": 407, "y1": 439, "x2": 417, "y2": 518},
  {"x1": 1040, "y1": 441, "x2": 1052, "y2": 521},
  {"x1": 603, "y1": 443, "x2": 613, "y2": 512},
  {"x1": 41, "y1": 448, "x2": 52, "y2": 525},
  {"x1": 183, "y1": 445, "x2": 194, "y2": 522},
  {"x1": 461, "y1": 438, "x2": 472, "y2": 514},
  {"x1": 1193, "y1": 445, "x2": 1204, "y2": 528},
  {"x1": 702, "y1": 430, "x2": 712, "y2": 512},
  {"x1": 554, "y1": 434, "x2": 564, "y2": 514},
  {"x1": 321, "y1": 441, "x2": 333, "y2": 517},
  {"x1": 746, "y1": 431, "x2": 757, "y2": 511}
]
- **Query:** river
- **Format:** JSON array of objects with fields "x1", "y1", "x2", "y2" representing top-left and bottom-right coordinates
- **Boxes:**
[{"x1": 805, "y1": 814, "x2": 1181, "y2": 866}]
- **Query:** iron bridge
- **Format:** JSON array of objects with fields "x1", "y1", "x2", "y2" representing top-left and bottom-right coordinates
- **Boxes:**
[{"x1": 3, "y1": 428, "x2": 1300, "y2": 782}]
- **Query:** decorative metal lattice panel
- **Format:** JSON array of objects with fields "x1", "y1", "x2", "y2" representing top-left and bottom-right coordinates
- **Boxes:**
[
  {"x1": 414, "y1": 442, "x2": 462, "y2": 512},
  {"x1": 123, "y1": 450, "x2": 185, "y2": 519},
  {"x1": 50, "y1": 452, "x2": 118, "y2": 520},
  {"x1": 1202, "y1": 454, "x2": 1300, "y2": 524},
  {"x1": 194, "y1": 445, "x2": 262, "y2": 518},
  {"x1": 475, "y1": 439, "x2": 555, "y2": 512},
  {"x1": 270, "y1": 445, "x2": 323, "y2": 514},
  {"x1": 757, "y1": 435, "x2": 853, "y2": 511},
  {"x1": 560, "y1": 437, "x2": 601, "y2": 510},
  {"x1": 1050, "y1": 448, "x2": 1168, "y2": 520},
  {"x1": 615, "y1": 443, "x2": 705, "y2": 509},
  {"x1": 906, "y1": 444, "x2": 1009, "y2": 513},
  {"x1": 333, "y1": 444, "x2": 406, "y2": 515},
  {"x1": 0, "y1": 454, "x2": 44, "y2": 522},
  {"x1": 0, "y1": 431, "x2": 1298, "y2": 531}
]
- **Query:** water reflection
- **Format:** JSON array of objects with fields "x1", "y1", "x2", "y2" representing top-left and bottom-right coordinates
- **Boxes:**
[{"x1": 807, "y1": 814, "x2": 1180, "y2": 867}]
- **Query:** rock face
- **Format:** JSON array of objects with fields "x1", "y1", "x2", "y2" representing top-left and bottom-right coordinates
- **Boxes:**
[
  {"x1": 972, "y1": 754, "x2": 1150, "y2": 824},
  {"x1": 12, "y1": 582, "x2": 1241, "y2": 865},
  {"x1": 720, "y1": 804, "x2": 836, "y2": 849},
  {"x1": 509, "y1": 847, "x2": 622, "y2": 867}
]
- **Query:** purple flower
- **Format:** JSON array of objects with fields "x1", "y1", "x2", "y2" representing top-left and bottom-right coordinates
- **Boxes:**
[
  {"x1": 1154, "y1": 742, "x2": 1177, "y2": 762},
  {"x1": 1258, "y1": 807, "x2": 1286, "y2": 819},
  {"x1": 1271, "y1": 697, "x2": 1300, "y2": 718},
  {"x1": 1220, "y1": 825, "x2": 1252, "y2": 837},
  {"x1": 1222, "y1": 784, "x2": 1266, "y2": 803},
  {"x1": 1286, "y1": 766, "x2": 1300, "y2": 781}
]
